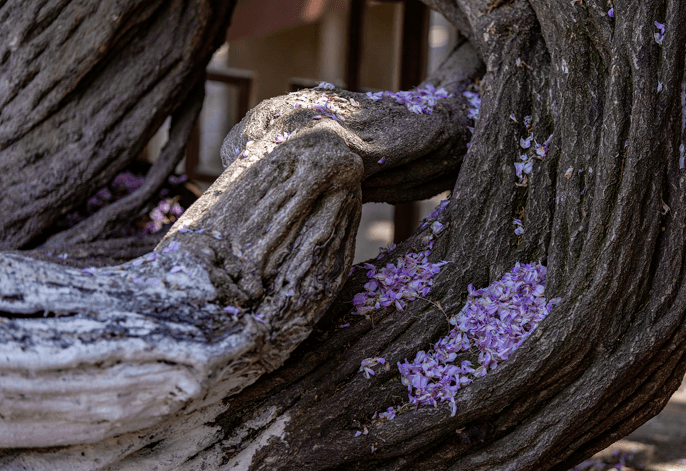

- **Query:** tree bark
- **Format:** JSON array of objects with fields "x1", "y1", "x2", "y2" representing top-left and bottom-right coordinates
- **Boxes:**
[
  {"x1": 2, "y1": 0, "x2": 686, "y2": 470},
  {"x1": 0, "y1": 0, "x2": 235, "y2": 250}
]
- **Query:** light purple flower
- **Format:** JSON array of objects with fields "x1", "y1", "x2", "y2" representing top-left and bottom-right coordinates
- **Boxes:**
[
  {"x1": 520, "y1": 135, "x2": 532, "y2": 149},
  {"x1": 169, "y1": 265, "x2": 185, "y2": 274},
  {"x1": 399, "y1": 262, "x2": 560, "y2": 416},
  {"x1": 655, "y1": 21, "x2": 665, "y2": 45},
  {"x1": 514, "y1": 162, "x2": 525, "y2": 178},
  {"x1": 608, "y1": 7, "x2": 614, "y2": 17},
  {"x1": 224, "y1": 305, "x2": 240, "y2": 316},
  {"x1": 378, "y1": 157, "x2": 386, "y2": 164},
  {"x1": 275, "y1": 131, "x2": 293, "y2": 143},
  {"x1": 315, "y1": 81, "x2": 335, "y2": 90},
  {"x1": 431, "y1": 221, "x2": 444, "y2": 234},
  {"x1": 168, "y1": 174, "x2": 188, "y2": 185},
  {"x1": 162, "y1": 241, "x2": 180, "y2": 254}
]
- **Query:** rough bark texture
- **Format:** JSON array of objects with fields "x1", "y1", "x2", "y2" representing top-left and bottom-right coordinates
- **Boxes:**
[
  {"x1": 2, "y1": 0, "x2": 686, "y2": 470},
  {"x1": 0, "y1": 0, "x2": 235, "y2": 250}
]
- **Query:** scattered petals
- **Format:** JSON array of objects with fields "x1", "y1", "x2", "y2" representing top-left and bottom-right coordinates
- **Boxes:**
[
  {"x1": 378, "y1": 157, "x2": 386, "y2": 165},
  {"x1": 224, "y1": 305, "x2": 240, "y2": 316},
  {"x1": 564, "y1": 167, "x2": 574, "y2": 179},
  {"x1": 398, "y1": 263, "x2": 560, "y2": 416},
  {"x1": 608, "y1": 7, "x2": 614, "y2": 17},
  {"x1": 162, "y1": 241, "x2": 180, "y2": 254},
  {"x1": 169, "y1": 265, "x2": 185, "y2": 274},
  {"x1": 315, "y1": 81, "x2": 335, "y2": 90},
  {"x1": 520, "y1": 135, "x2": 532, "y2": 149},
  {"x1": 655, "y1": 21, "x2": 665, "y2": 45}
]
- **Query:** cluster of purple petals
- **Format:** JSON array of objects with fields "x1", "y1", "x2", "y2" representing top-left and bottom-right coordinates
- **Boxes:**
[
  {"x1": 420, "y1": 199, "x2": 449, "y2": 229},
  {"x1": 112, "y1": 172, "x2": 145, "y2": 193},
  {"x1": 366, "y1": 83, "x2": 453, "y2": 115},
  {"x1": 397, "y1": 262, "x2": 561, "y2": 416},
  {"x1": 352, "y1": 198, "x2": 449, "y2": 315},
  {"x1": 376, "y1": 244, "x2": 396, "y2": 259},
  {"x1": 655, "y1": 21, "x2": 665, "y2": 45},
  {"x1": 360, "y1": 357, "x2": 386, "y2": 379},
  {"x1": 570, "y1": 450, "x2": 634, "y2": 471},
  {"x1": 463, "y1": 90, "x2": 481, "y2": 120},
  {"x1": 513, "y1": 219, "x2": 524, "y2": 236},
  {"x1": 515, "y1": 126, "x2": 553, "y2": 187},
  {"x1": 294, "y1": 93, "x2": 356, "y2": 122},
  {"x1": 352, "y1": 251, "x2": 447, "y2": 314},
  {"x1": 315, "y1": 81, "x2": 336, "y2": 90},
  {"x1": 145, "y1": 198, "x2": 185, "y2": 234}
]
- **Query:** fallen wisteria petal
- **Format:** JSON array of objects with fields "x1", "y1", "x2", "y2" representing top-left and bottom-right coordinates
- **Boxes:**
[{"x1": 399, "y1": 262, "x2": 560, "y2": 416}]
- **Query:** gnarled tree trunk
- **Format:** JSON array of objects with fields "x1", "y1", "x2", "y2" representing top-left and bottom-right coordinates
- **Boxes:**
[{"x1": 2, "y1": 0, "x2": 686, "y2": 470}]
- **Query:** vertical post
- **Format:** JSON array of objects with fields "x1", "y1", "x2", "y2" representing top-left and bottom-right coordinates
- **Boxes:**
[
  {"x1": 346, "y1": 0, "x2": 366, "y2": 91},
  {"x1": 393, "y1": 0, "x2": 429, "y2": 244}
]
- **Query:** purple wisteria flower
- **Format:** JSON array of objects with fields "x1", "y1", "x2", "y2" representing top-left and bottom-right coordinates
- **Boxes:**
[
  {"x1": 162, "y1": 241, "x2": 180, "y2": 254},
  {"x1": 275, "y1": 131, "x2": 294, "y2": 143},
  {"x1": 168, "y1": 174, "x2": 188, "y2": 185},
  {"x1": 376, "y1": 244, "x2": 396, "y2": 259},
  {"x1": 379, "y1": 406, "x2": 396, "y2": 421},
  {"x1": 520, "y1": 135, "x2": 532, "y2": 149},
  {"x1": 398, "y1": 262, "x2": 561, "y2": 416},
  {"x1": 463, "y1": 90, "x2": 481, "y2": 120},
  {"x1": 352, "y1": 250, "x2": 448, "y2": 315},
  {"x1": 315, "y1": 81, "x2": 335, "y2": 90},
  {"x1": 513, "y1": 219, "x2": 525, "y2": 236},
  {"x1": 655, "y1": 21, "x2": 665, "y2": 45},
  {"x1": 420, "y1": 198, "x2": 449, "y2": 229},
  {"x1": 224, "y1": 305, "x2": 240, "y2": 316},
  {"x1": 378, "y1": 157, "x2": 386, "y2": 165},
  {"x1": 360, "y1": 357, "x2": 386, "y2": 379},
  {"x1": 608, "y1": 7, "x2": 614, "y2": 17},
  {"x1": 113, "y1": 172, "x2": 145, "y2": 193},
  {"x1": 366, "y1": 85, "x2": 454, "y2": 115}
]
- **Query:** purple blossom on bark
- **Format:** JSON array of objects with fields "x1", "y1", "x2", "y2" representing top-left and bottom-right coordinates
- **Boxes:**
[
  {"x1": 398, "y1": 262, "x2": 561, "y2": 416},
  {"x1": 162, "y1": 241, "x2": 180, "y2": 254},
  {"x1": 655, "y1": 21, "x2": 665, "y2": 45},
  {"x1": 315, "y1": 81, "x2": 335, "y2": 90}
]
